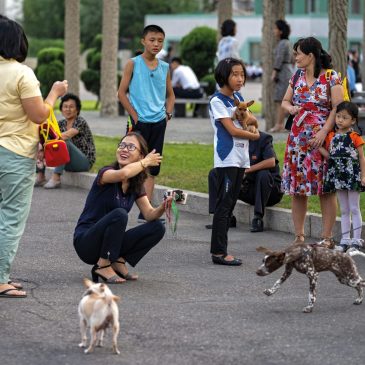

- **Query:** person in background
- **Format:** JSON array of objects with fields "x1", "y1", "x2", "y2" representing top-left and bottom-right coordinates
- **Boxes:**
[
  {"x1": 281, "y1": 37, "x2": 344, "y2": 247},
  {"x1": 320, "y1": 101, "x2": 365, "y2": 254},
  {"x1": 73, "y1": 132, "x2": 172, "y2": 283},
  {"x1": 36, "y1": 93, "x2": 95, "y2": 189},
  {"x1": 207, "y1": 131, "x2": 283, "y2": 232},
  {"x1": 270, "y1": 19, "x2": 294, "y2": 133},
  {"x1": 170, "y1": 57, "x2": 203, "y2": 99},
  {"x1": 0, "y1": 15, "x2": 68, "y2": 298},
  {"x1": 347, "y1": 55, "x2": 356, "y2": 97},
  {"x1": 217, "y1": 19, "x2": 240, "y2": 61},
  {"x1": 349, "y1": 49, "x2": 361, "y2": 83},
  {"x1": 118, "y1": 24, "x2": 175, "y2": 222},
  {"x1": 209, "y1": 58, "x2": 259, "y2": 266}
]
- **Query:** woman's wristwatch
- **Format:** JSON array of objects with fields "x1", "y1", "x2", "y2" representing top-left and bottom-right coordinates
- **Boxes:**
[{"x1": 166, "y1": 112, "x2": 173, "y2": 120}]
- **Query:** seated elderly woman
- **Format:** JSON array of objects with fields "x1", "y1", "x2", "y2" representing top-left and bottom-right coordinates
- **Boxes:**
[
  {"x1": 35, "y1": 93, "x2": 96, "y2": 188},
  {"x1": 73, "y1": 132, "x2": 172, "y2": 283}
]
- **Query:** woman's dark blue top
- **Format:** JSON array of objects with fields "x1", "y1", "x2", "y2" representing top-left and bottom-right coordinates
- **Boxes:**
[{"x1": 74, "y1": 166, "x2": 145, "y2": 240}]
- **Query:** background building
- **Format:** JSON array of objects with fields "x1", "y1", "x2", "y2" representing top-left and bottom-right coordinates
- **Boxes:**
[{"x1": 146, "y1": 0, "x2": 363, "y2": 65}]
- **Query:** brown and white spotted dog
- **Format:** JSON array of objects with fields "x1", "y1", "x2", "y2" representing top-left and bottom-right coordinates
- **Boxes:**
[{"x1": 256, "y1": 244, "x2": 365, "y2": 313}]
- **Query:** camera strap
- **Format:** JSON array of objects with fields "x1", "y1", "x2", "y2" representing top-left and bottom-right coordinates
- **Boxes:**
[{"x1": 164, "y1": 198, "x2": 179, "y2": 234}]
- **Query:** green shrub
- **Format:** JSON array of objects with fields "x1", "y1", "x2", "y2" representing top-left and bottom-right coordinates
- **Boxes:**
[
  {"x1": 35, "y1": 47, "x2": 64, "y2": 96},
  {"x1": 200, "y1": 74, "x2": 216, "y2": 96},
  {"x1": 81, "y1": 34, "x2": 102, "y2": 101},
  {"x1": 28, "y1": 38, "x2": 65, "y2": 58},
  {"x1": 37, "y1": 47, "x2": 64, "y2": 64},
  {"x1": 180, "y1": 26, "x2": 217, "y2": 80}
]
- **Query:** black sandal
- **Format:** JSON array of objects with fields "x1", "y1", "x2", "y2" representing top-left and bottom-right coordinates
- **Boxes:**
[
  {"x1": 211, "y1": 255, "x2": 242, "y2": 266},
  {"x1": 91, "y1": 264, "x2": 126, "y2": 284},
  {"x1": 113, "y1": 260, "x2": 138, "y2": 281}
]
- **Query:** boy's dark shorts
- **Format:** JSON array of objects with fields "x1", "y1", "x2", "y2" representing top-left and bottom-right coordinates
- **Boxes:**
[{"x1": 127, "y1": 117, "x2": 167, "y2": 176}]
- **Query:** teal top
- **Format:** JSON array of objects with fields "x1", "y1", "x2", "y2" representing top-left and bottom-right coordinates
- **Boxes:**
[{"x1": 129, "y1": 55, "x2": 169, "y2": 122}]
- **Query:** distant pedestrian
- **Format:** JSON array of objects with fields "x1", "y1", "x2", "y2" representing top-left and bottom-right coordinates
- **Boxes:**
[
  {"x1": 319, "y1": 101, "x2": 365, "y2": 254},
  {"x1": 217, "y1": 19, "x2": 240, "y2": 61},
  {"x1": 118, "y1": 25, "x2": 175, "y2": 221},
  {"x1": 209, "y1": 58, "x2": 259, "y2": 266},
  {"x1": 270, "y1": 19, "x2": 294, "y2": 133},
  {"x1": 170, "y1": 57, "x2": 203, "y2": 99},
  {"x1": 0, "y1": 15, "x2": 68, "y2": 298}
]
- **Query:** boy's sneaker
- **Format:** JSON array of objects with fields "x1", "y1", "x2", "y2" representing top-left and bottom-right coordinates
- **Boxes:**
[
  {"x1": 347, "y1": 239, "x2": 364, "y2": 256},
  {"x1": 334, "y1": 238, "x2": 352, "y2": 253}
]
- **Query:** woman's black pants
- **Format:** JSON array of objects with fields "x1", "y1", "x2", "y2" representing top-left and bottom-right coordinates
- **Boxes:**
[{"x1": 74, "y1": 208, "x2": 165, "y2": 266}]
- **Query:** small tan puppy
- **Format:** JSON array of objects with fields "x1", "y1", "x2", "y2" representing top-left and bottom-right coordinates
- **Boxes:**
[
  {"x1": 78, "y1": 278, "x2": 120, "y2": 355},
  {"x1": 233, "y1": 99, "x2": 258, "y2": 133}
]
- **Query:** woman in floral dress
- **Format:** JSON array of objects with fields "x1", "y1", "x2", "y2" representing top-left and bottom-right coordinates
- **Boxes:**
[{"x1": 281, "y1": 37, "x2": 344, "y2": 246}]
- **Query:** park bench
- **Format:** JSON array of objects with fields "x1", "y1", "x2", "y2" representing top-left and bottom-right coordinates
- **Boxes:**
[{"x1": 173, "y1": 81, "x2": 211, "y2": 118}]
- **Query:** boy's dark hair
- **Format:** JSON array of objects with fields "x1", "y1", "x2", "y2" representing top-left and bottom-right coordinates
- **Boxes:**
[
  {"x1": 214, "y1": 58, "x2": 246, "y2": 88},
  {"x1": 142, "y1": 24, "x2": 165, "y2": 38},
  {"x1": 293, "y1": 37, "x2": 332, "y2": 78},
  {"x1": 221, "y1": 19, "x2": 236, "y2": 37},
  {"x1": 170, "y1": 57, "x2": 182, "y2": 64},
  {"x1": 112, "y1": 132, "x2": 149, "y2": 194},
  {"x1": 275, "y1": 19, "x2": 291, "y2": 40},
  {"x1": 336, "y1": 101, "x2": 359, "y2": 122},
  {"x1": 60, "y1": 93, "x2": 82, "y2": 116},
  {"x1": 0, "y1": 15, "x2": 28, "y2": 62}
]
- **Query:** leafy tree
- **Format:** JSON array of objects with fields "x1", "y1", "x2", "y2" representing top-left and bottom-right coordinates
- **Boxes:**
[
  {"x1": 23, "y1": 0, "x2": 201, "y2": 50},
  {"x1": 35, "y1": 48, "x2": 65, "y2": 96},
  {"x1": 23, "y1": 0, "x2": 64, "y2": 39},
  {"x1": 180, "y1": 26, "x2": 217, "y2": 80}
]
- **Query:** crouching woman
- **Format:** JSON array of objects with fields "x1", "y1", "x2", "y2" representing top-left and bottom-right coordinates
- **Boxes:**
[{"x1": 73, "y1": 132, "x2": 170, "y2": 283}]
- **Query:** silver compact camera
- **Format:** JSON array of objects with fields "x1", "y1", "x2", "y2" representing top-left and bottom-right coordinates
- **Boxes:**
[{"x1": 164, "y1": 189, "x2": 187, "y2": 204}]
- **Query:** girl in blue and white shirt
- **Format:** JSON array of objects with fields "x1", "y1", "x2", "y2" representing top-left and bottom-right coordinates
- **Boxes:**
[{"x1": 209, "y1": 58, "x2": 259, "y2": 266}]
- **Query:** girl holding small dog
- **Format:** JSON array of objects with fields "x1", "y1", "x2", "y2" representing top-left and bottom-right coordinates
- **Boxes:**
[
  {"x1": 209, "y1": 58, "x2": 259, "y2": 266},
  {"x1": 73, "y1": 132, "x2": 172, "y2": 283},
  {"x1": 319, "y1": 101, "x2": 365, "y2": 254}
]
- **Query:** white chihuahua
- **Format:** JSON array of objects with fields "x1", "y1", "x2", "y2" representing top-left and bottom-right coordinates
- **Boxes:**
[{"x1": 78, "y1": 278, "x2": 120, "y2": 354}]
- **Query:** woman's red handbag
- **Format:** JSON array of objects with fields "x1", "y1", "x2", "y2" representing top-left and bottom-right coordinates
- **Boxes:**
[{"x1": 39, "y1": 108, "x2": 70, "y2": 167}]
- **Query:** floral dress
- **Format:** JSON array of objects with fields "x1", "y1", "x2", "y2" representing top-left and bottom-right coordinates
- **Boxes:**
[
  {"x1": 281, "y1": 69, "x2": 341, "y2": 196},
  {"x1": 323, "y1": 131, "x2": 365, "y2": 193}
]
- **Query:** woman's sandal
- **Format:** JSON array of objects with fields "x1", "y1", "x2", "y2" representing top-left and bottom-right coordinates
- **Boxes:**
[
  {"x1": 8, "y1": 280, "x2": 23, "y2": 290},
  {"x1": 0, "y1": 285, "x2": 27, "y2": 298},
  {"x1": 113, "y1": 260, "x2": 138, "y2": 281},
  {"x1": 293, "y1": 234, "x2": 305, "y2": 244},
  {"x1": 91, "y1": 264, "x2": 126, "y2": 284}
]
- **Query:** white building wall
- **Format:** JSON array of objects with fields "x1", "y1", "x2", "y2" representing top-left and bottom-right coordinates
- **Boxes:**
[{"x1": 146, "y1": 14, "x2": 363, "y2": 63}]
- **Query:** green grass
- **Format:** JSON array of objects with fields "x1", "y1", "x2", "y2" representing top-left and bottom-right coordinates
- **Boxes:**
[{"x1": 93, "y1": 136, "x2": 364, "y2": 218}]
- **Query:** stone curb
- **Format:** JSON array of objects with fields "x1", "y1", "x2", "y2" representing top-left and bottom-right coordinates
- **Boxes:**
[{"x1": 47, "y1": 169, "x2": 364, "y2": 240}]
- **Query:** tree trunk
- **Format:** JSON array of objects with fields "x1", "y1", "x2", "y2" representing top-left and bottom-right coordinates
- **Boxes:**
[
  {"x1": 328, "y1": 0, "x2": 348, "y2": 77},
  {"x1": 261, "y1": 0, "x2": 285, "y2": 130},
  {"x1": 217, "y1": 0, "x2": 233, "y2": 41},
  {"x1": 100, "y1": 0, "x2": 119, "y2": 117},
  {"x1": 64, "y1": 0, "x2": 80, "y2": 95}
]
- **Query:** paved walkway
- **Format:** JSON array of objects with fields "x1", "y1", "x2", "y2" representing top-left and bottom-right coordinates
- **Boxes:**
[
  {"x1": 2, "y1": 187, "x2": 365, "y2": 365},
  {"x1": 2, "y1": 81, "x2": 365, "y2": 365}
]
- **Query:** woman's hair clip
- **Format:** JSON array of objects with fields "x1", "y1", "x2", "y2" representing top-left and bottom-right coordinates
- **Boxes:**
[{"x1": 225, "y1": 58, "x2": 232, "y2": 64}]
